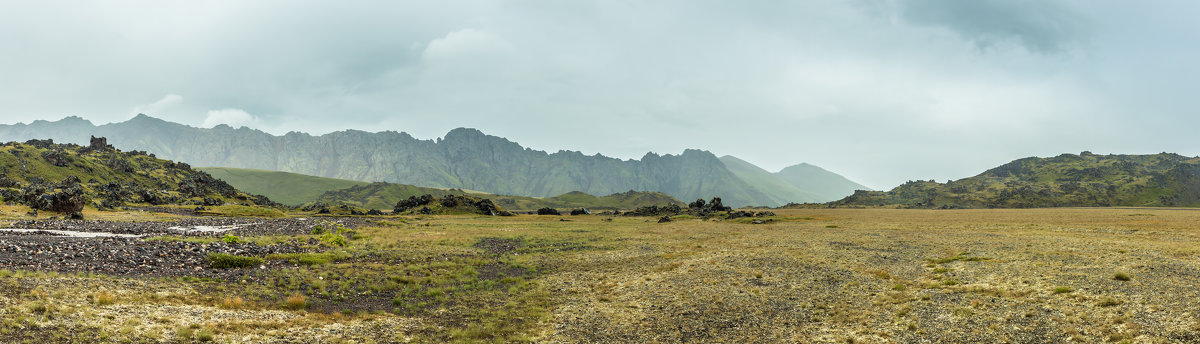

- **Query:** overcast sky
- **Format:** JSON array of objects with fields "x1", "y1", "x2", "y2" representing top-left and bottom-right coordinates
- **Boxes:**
[{"x1": 1, "y1": 1, "x2": 1198, "y2": 189}]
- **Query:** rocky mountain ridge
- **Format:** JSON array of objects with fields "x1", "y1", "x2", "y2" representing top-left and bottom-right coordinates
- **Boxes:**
[{"x1": 0, "y1": 115, "x2": 868, "y2": 207}]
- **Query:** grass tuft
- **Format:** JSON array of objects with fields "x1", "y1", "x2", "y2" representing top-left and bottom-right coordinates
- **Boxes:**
[
  {"x1": 92, "y1": 291, "x2": 116, "y2": 305},
  {"x1": 207, "y1": 253, "x2": 264, "y2": 269},
  {"x1": 285, "y1": 293, "x2": 308, "y2": 310}
]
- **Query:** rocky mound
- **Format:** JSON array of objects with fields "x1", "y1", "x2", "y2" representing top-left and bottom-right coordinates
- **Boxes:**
[
  {"x1": 624, "y1": 197, "x2": 776, "y2": 221},
  {"x1": 392, "y1": 194, "x2": 513, "y2": 216},
  {"x1": 0, "y1": 138, "x2": 277, "y2": 216}
]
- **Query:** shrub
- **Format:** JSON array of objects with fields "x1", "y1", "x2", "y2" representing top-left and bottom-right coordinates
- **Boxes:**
[
  {"x1": 221, "y1": 234, "x2": 240, "y2": 244},
  {"x1": 93, "y1": 291, "x2": 116, "y2": 305},
  {"x1": 314, "y1": 221, "x2": 349, "y2": 246},
  {"x1": 1097, "y1": 297, "x2": 1122, "y2": 307},
  {"x1": 1053, "y1": 286, "x2": 1073, "y2": 294},
  {"x1": 196, "y1": 328, "x2": 215, "y2": 342},
  {"x1": 219, "y1": 297, "x2": 244, "y2": 309},
  {"x1": 207, "y1": 253, "x2": 263, "y2": 269},
  {"x1": 176, "y1": 327, "x2": 194, "y2": 340},
  {"x1": 1113, "y1": 272, "x2": 1131, "y2": 281},
  {"x1": 285, "y1": 294, "x2": 308, "y2": 310}
]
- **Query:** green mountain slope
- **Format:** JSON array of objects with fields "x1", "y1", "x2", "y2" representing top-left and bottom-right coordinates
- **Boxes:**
[
  {"x1": 775, "y1": 163, "x2": 871, "y2": 202},
  {"x1": 832, "y1": 152, "x2": 1200, "y2": 208},
  {"x1": 718, "y1": 156, "x2": 824, "y2": 205},
  {"x1": 0, "y1": 138, "x2": 273, "y2": 214},
  {"x1": 316, "y1": 182, "x2": 684, "y2": 211},
  {"x1": 0, "y1": 115, "x2": 801, "y2": 207},
  {"x1": 199, "y1": 167, "x2": 368, "y2": 206}
]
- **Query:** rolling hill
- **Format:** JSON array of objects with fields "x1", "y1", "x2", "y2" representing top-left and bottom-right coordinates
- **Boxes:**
[
  {"x1": 0, "y1": 115, "x2": 869, "y2": 207},
  {"x1": 831, "y1": 152, "x2": 1200, "y2": 208},
  {"x1": 0, "y1": 137, "x2": 274, "y2": 215},
  {"x1": 315, "y1": 183, "x2": 684, "y2": 211},
  {"x1": 199, "y1": 167, "x2": 367, "y2": 205}
]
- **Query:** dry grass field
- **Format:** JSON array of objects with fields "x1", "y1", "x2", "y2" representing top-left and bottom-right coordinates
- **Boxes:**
[{"x1": 1, "y1": 207, "x2": 1199, "y2": 343}]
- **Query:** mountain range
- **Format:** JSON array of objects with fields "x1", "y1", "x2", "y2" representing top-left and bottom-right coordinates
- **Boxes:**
[
  {"x1": 0, "y1": 115, "x2": 868, "y2": 207},
  {"x1": 831, "y1": 152, "x2": 1200, "y2": 208}
]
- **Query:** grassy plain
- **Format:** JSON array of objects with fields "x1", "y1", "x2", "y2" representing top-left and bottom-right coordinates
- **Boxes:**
[{"x1": 2, "y1": 207, "x2": 1200, "y2": 342}]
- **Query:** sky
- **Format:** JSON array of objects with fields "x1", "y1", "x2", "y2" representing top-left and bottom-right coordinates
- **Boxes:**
[{"x1": 1, "y1": 1, "x2": 1198, "y2": 190}]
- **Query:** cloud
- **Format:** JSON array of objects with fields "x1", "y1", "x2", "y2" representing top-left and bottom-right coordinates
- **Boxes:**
[
  {"x1": 0, "y1": 1, "x2": 1198, "y2": 190},
  {"x1": 202, "y1": 108, "x2": 258, "y2": 128},
  {"x1": 421, "y1": 29, "x2": 511, "y2": 62},
  {"x1": 892, "y1": 0, "x2": 1090, "y2": 53},
  {"x1": 132, "y1": 94, "x2": 183, "y2": 115}
]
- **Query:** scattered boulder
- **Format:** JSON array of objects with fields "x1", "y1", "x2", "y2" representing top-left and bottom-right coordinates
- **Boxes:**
[
  {"x1": 49, "y1": 186, "x2": 86, "y2": 214},
  {"x1": 366, "y1": 209, "x2": 383, "y2": 216},
  {"x1": 40, "y1": 149, "x2": 70, "y2": 167},
  {"x1": 394, "y1": 194, "x2": 436, "y2": 213},
  {"x1": 625, "y1": 204, "x2": 682, "y2": 217},
  {"x1": 537, "y1": 207, "x2": 562, "y2": 216},
  {"x1": 726, "y1": 210, "x2": 755, "y2": 219},
  {"x1": 0, "y1": 176, "x2": 19, "y2": 188},
  {"x1": 570, "y1": 208, "x2": 591, "y2": 216},
  {"x1": 726, "y1": 210, "x2": 777, "y2": 220},
  {"x1": 658, "y1": 216, "x2": 672, "y2": 223}
]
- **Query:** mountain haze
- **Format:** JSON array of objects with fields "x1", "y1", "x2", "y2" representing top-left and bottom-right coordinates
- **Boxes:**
[
  {"x1": 775, "y1": 163, "x2": 871, "y2": 202},
  {"x1": 719, "y1": 156, "x2": 869, "y2": 203},
  {"x1": 718, "y1": 156, "x2": 824, "y2": 204},
  {"x1": 0, "y1": 115, "x2": 867, "y2": 207}
]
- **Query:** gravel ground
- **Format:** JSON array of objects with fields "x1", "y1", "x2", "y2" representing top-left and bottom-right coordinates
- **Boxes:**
[
  {"x1": 4, "y1": 217, "x2": 367, "y2": 237},
  {"x1": 0, "y1": 236, "x2": 309, "y2": 278}
]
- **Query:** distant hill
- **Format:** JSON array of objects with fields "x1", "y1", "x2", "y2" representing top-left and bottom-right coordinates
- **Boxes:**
[
  {"x1": 0, "y1": 115, "x2": 867, "y2": 207},
  {"x1": 832, "y1": 152, "x2": 1200, "y2": 208},
  {"x1": 0, "y1": 138, "x2": 273, "y2": 214},
  {"x1": 199, "y1": 167, "x2": 368, "y2": 206},
  {"x1": 719, "y1": 156, "x2": 864, "y2": 204},
  {"x1": 315, "y1": 182, "x2": 684, "y2": 211},
  {"x1": 775, "y1": 163, "x2": 872, "y2": 202}
]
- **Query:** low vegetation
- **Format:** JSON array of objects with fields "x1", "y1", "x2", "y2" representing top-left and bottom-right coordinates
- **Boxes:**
[
  {"x1": 0, "y1": 207, "x2": 1197, "y2": 343},
  {"x1": 207, "y1": 253, "x2": 264, "y2": 269}
]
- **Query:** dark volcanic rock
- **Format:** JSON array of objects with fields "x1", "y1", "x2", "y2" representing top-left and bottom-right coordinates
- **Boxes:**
[
  {"x1": 394, "y1": 194, "x2": 435, "y2": 213},
  {"x1": 537, "y1": 207, "x2": 561, "y2": 215},
  {"x1": 88, "y1": 136, "x2": 112, "y2": 151},
  {"x1": 625, "y1": 204, "x2": 683, "y2": 217},
  {"x1": 570, "y1": 208, "x2": 591, "y2": 216}
]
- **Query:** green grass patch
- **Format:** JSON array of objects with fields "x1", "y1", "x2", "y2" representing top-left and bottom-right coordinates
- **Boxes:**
[
  {"x1": 200, "y1": 205, "x2": 284, "y2": 218},
  {"x1": 207, "y1": 253, "x2": 264, "y2": 269},
  {"x1": 267, "y1": 252, "x2": 346, "y2": 266}
]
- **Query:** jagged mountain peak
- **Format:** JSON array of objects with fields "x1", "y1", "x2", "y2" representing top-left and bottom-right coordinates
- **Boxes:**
[{"x1": 0, "y1": 116, "x2": 863, "y2": 207}]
